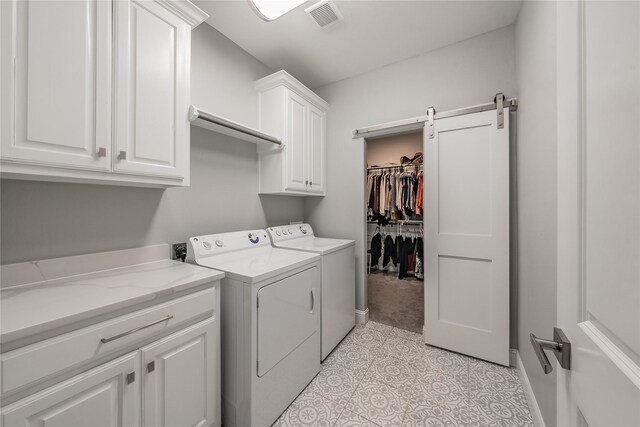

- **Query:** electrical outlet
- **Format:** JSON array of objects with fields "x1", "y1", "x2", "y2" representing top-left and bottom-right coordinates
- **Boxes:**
[{"x1": 172, "y1": 242, "x2": 187, "y2": 262}]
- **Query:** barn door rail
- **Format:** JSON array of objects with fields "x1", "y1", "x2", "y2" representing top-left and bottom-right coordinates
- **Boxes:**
[{"x1": 352, "y1": 93, "x2": 517, "y2": 139}]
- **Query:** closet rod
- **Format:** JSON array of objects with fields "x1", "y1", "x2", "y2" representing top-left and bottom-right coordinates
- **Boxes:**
[
  {"x1": 190, "y1": 106, "x2": 282, "y2": 146},
  {"x1": 352, "y1": 96, "x2": 518, "y2": 139},
  {"x1": 367, "y1": 164, "x2": 423, "y2": 171}
]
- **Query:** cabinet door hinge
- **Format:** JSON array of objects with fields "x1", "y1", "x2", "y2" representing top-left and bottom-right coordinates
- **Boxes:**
[
  {"x1": 147, "y1": 361, "x2": 155, "y2": 373},
  {"x1": 126, "y1": 371, "x2": 135, "y2": 384}
]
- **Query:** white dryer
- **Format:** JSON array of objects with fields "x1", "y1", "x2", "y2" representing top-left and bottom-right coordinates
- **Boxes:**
[
  {"x1": 187, "y1": 230, "x2": 321, "y2": 427},
  {"x1": 267, "y1": 224, "x2": 355, "y2": 360}
]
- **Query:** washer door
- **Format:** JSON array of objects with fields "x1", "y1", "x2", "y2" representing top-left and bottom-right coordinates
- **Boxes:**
[{"x1": 257, "y1": 266, "x2": 319, "y2": 377}]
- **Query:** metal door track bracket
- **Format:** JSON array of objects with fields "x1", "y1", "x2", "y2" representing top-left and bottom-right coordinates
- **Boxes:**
[
  {"x1": 495, "y1": 93, "x2": 504, "y2": 129},
  {"x1": 427, "y1": 107, "x2": 435, "y2": 139}
]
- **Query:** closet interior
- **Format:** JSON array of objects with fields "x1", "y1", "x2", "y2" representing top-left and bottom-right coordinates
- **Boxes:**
[{"x1": 366, "y1": 131, "x2": 424, "y2": 334}]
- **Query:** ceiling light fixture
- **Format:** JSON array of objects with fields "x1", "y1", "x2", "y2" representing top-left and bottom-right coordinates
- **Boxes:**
[{"x1": 247, "y1": 0, "x2": 307, "y2": 21}]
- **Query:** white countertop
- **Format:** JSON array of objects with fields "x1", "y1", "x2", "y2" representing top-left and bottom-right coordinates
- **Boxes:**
[{"x1": 0, "y1": 245, "x2": 224, "y2": 346}]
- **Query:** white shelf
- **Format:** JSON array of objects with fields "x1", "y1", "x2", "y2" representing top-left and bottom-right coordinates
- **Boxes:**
[{"x1": 189, "y1": 106, "x2": 282, "y2": 148}]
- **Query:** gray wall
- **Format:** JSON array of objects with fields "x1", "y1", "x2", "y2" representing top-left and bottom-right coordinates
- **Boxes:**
[
  {"x1": 515, "y1": 1, "x2": 558, "y2": 425},
  {"x1": 0, "y1": 24, "x2": 304, "y2": 264},
  {"x1": 305, "y1": 25, "x2": 517, "y2": 334}
]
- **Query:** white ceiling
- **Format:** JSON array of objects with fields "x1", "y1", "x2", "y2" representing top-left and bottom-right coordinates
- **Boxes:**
[{"x1": 196, "y1": 0, "x2": 522, "y2": 89}]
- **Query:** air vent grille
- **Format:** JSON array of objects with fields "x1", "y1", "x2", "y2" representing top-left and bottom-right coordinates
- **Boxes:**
[{"x1": 305, "y1": 1, "x2": 343, "y2": 29}]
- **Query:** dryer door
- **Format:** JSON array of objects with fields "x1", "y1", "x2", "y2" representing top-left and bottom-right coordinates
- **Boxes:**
[{"x1": 257, "y1": 266, "x2": 319, "y2": 377}]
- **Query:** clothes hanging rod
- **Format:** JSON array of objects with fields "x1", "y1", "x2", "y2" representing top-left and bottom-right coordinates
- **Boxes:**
[
  {"x1": 189, "y1": 106, "x2": 282, "y2": 146},
  {"x1": 352, "y1": 96, "x2": 518, "y2": 139},
  {"x1": 367, "y1": 164, "x2": 423, "y2": 171}
]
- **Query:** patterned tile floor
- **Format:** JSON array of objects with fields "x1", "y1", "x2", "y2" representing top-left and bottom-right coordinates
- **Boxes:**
[{"x1": 273, "y1": 321, "x2": 534, "y2": 427}]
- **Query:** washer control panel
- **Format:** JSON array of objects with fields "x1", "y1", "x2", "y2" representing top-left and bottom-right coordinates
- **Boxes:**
[{"x1": 267, "y1": 224, "x2": 314, "y2": 243}]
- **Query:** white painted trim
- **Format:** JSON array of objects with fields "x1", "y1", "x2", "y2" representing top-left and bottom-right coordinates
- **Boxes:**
[
  {"x1": 516, "y1": 351, "x2": 546, "y2": 427},
  {"x1": 254, "y1": 70, "x2": 330, "y2": 111},
  {"x1": 355, "y1": 308, "x2": 369, "y2": 325},
  {"x1": 510, "y1": 348, "x2": 517, "y2": 367}
]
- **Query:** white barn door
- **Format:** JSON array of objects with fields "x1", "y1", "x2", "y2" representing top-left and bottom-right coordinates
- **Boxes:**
[{"x1": 424, "y1": 109, "x2": 510, "y2": 366}]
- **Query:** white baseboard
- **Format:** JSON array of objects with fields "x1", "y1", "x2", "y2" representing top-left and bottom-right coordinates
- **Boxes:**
[
  {"x1": 355, "y1": 308, "x2": 369, "y2": 325},
  {"x1": 516, "y1": 351, "x2": 546, "y2": 427}
]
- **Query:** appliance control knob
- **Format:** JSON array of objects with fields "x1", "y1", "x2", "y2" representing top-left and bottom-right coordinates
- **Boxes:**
[
  {"x1": 276, "y1": 231, "x2": 281, "y2": 236},
  {"x1": 202, "y1": 241, "x2": 212, "y2": 249},
  {"x1": 248, "y1": 233, "x2": 260, "y2": 244},
  {"x1": 288, "y1": 228, "x2": 293, "y2": 234},
  {"x1": 300, "y1": 226, "x2": 307, "y2": 234},
  {"x1": 215, "y1": 240, "x2": 223, "y2": 247}
]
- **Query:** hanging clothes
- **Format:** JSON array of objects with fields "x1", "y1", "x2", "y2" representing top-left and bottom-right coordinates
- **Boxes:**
[
  {"x1": 415, "y1": 237, "x2": 424, "y2": 280},
  {"x1": 383, "y1": 234, "x2": 397, "y2": 267},
  {"x1": 370, "y1": 231, "x2": 382, "y2": 267},
  {"x1": 416, "y1": 173, "x2": 424, "y2": 216}
]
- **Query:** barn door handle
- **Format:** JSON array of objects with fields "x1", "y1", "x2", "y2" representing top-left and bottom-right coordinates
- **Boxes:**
[{"x1": 530, "y1": 327, "x2": 571, "y2": 374}]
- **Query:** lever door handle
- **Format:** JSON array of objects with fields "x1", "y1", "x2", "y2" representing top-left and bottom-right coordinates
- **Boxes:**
[{"x1": 529, "y1": 327, "x2": 571, "y2": 374}]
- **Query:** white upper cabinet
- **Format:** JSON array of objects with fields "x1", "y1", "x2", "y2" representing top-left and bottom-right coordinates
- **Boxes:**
[
  {"x1": 114, "y1": 0, "x2": 190, "y2": 181},
  {"x1": 0, "y1": 0, "x2": 113, "y2": 171},
  {"x1": 255, "y1": 71, "x2": 328, "y2": 196},
  {"x1": 0, "y1": 0, "x2": 208, "y2": 187}
]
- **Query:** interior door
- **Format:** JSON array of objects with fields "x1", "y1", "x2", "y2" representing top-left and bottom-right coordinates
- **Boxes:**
[
  {"x1": 556, "y1": 1, "x2": 640, "y2": 425},
  {"x1": 0, "y1": 0, "x2": 111, "y2": 170},
  {"x1": 424, "y1": 109, "x2": 510, "y2": 366},
  {"x1": 284, "y1": 90, "x2": 308, "y2": 192},
  {"x1": 257, "y1": 267, "x2": 319, "y2": 376},
  {"x1": 114, "y1": 0, "x2": 189, "y2": 180}
]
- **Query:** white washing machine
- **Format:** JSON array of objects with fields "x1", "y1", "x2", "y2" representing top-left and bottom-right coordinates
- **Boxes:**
[
  {"x1": 187, "y1": 230, "x2": 321, "y2": 427},
  {"x1": 267, "y1": 224, "x2": 355, "y2": 360}
]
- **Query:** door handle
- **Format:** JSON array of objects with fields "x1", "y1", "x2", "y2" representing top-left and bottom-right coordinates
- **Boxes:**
[
  {"x1": 310, "y1": 288, "x2": 315, "y2": 312},
  {"x1": 529, "y1": 327, "x2": 571, "y2": 374},
  {"x1": 100, "y1": 315, "x2": 173, "y2": 344}
]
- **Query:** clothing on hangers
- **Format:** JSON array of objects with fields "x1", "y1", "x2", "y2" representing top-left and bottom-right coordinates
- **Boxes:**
[
  {"x1": 370, "y1": 231, "x2": 382, "y2": 267},
  {"x1": 383, "y1": 234, "x2": 397, "y2": 267}
]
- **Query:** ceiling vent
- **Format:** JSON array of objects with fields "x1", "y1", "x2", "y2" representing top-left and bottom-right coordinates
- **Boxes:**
[{"x1": 305, "y1": 0, "x2": 343, "y2": 29}]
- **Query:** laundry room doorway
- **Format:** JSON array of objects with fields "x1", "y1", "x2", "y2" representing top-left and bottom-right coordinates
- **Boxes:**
[
  {"x1": 365, "y1": 131, "x2": 425, "y2": 334},
  {"x1": 359, "y1": 98, "x2": 513, "y2": 366}
]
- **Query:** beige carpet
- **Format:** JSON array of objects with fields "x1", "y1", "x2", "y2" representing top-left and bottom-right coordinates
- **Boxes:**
[{"x1": 367, "y1": 272, "x2": 424, "y2": 334}]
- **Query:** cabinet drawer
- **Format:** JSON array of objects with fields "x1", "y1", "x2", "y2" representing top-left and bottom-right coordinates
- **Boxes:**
[{"x1": 1, "y1": 287, "x2": 216, "y2": 395}]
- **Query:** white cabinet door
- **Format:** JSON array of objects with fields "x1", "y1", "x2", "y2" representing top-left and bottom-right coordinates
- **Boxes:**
[
  {"x1": 0, "y1": 352, "x2": 140, "y2": 427},
  {"x1": 140, "y1": 318, "x2": 219, "y2": 427},
  {"x1": 0, "y1": 0, "x2": 112, "y2": 170},
  {"x1": 284, "y1": 90, "x2": 308, "y2": 192},
  {"x1": 307, "y1": 104, "x2": 326, "y2": 195},
  {"x1": 114, "y1": 0, "x2": 189, "y2": 180},
  {"x1": 424, "y1": 109, "x2": 510, "y2": 366}
]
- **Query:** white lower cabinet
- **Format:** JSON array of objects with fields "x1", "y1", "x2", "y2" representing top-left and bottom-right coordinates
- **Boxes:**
[
  {"x1": 1, "y1": 352, "x2": 140, "y2": 427},
  {"x1": 141, "y1": 318, "x2": 219, "y2": 427},
  {"x1": 0, "y1": 318, "x2": 219, "y2": 427}
]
